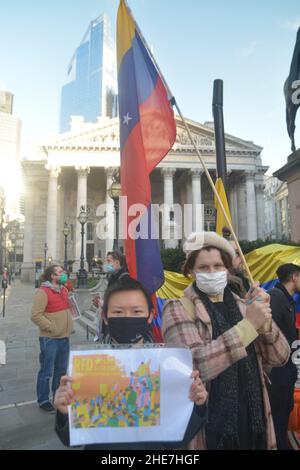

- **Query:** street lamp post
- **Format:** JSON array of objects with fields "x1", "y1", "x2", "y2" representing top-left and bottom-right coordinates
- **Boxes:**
[
  {"x1": 43, "y1": 243, "x2": 48, "y2": 270},
  {"x1": 107, "y1": 170, "x2": 122, "y2": 251},
  {"x1": 0, "y1": 188, "x2": 5, "y2": 273},
  {"x1": 77, "y1": 205, "x2": 90, "y2": 288},
  {"x1": 9, "y1": 232, "x2": 16, "y2": 277},
  {"x1": 62, "y1": 222, "x2": 70, "y2": 271}
]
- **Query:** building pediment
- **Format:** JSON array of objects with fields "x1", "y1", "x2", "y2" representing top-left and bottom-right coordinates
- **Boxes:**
[{"x1": 43, "y1": 115, "x2": 262, "y2": 156}]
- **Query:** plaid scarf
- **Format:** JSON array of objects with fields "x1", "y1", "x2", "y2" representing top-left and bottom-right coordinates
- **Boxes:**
[
  {"x1": 41, "y1": 281, "x2": 62, "y2": 293},
  {"x1": 193, "y1": 283, "x2": 266, "y2": 450}
]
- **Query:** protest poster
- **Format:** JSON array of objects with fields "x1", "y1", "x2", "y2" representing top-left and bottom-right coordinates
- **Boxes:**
[{"x1": 68, "y1": 346, "x2": 193, "y2": 446}]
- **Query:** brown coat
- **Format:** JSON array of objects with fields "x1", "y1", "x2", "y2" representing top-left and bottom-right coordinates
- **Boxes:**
[
  {"x1": 162, "y1": 284, "x2": 291, "y2": 450},
  {"x1": 31, "y1": 289, "x2": 73, "y2": 339}
]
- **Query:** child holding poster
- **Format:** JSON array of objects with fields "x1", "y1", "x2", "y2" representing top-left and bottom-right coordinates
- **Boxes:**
[{"x1": 54, "y1": 277, "x2": 207, "y2": 450}]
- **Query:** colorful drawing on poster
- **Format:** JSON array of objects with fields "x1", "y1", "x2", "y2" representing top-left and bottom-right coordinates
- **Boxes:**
[{"x1": 70, "y1": 354, "x2": 160, "y2": 429}]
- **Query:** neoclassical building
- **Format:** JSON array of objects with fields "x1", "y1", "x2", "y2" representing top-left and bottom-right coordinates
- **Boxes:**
[{"x1": 21, "y1": 115, "x2": 267, "y2": 282}]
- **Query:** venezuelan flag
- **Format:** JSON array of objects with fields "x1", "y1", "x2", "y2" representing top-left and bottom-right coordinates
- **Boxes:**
[{"x1": 117, "y1": 0, "x2": 176, "y2": 296}]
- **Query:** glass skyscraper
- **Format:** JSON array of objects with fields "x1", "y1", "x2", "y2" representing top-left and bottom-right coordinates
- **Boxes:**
[{"x1": 59, "y1": 14, "x2": 118, "y2": 133}]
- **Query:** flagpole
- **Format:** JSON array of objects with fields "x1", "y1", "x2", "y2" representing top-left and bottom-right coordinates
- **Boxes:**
[{"x1": 124, "y1": 0, "x2": 254, "y2": 284}]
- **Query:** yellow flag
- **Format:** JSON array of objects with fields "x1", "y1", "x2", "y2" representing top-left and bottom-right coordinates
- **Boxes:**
[{"x1": 214, "y1": 177, "x2": 232, "y2": 235}]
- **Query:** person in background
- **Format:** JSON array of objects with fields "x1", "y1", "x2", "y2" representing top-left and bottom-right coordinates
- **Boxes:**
[
  {"x1": 2, "y1": 267, "x2": 9, "y2": 282},
  {"x1": 54, "y1": 277, "x2": 208, "y2": 450},
  {"x1": 93, "y1": 251, "x2": 129, "y2": 339},
  {"x1": 268, "y1": 263, "x2": 300, "y2": 450},
  {"x1": 227, "y1": 237, "x2": 250, "y2": 298},
  {"x1": 31, "y1": 265, "x2": 73, "y2": 413},
  {"x1": 221, "y1": 226, "x2": 250, "y2": 298}
]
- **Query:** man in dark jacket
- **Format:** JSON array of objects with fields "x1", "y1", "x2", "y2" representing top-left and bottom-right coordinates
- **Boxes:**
[
  {"x1": 227, "y1": 239, "x2": 250, "y2": 298},
  {"x1": 93, "y1": 251, "x2": 129, "y2": 339},
  {"x1": 268, "y1": 263, "x2": 300, "y2": 449}
]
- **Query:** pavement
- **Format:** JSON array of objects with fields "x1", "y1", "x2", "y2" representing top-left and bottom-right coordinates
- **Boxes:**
[{"x1": 0, "y1": 279, "x2": 88, "y2": 450}]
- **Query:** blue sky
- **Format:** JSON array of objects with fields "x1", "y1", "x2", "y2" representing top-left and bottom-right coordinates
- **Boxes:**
[{"x1": 0, "y1": 0, "x2": 300, "y2": 173}]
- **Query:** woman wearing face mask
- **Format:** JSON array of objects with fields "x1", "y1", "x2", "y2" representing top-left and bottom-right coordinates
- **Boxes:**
[
  {"x1": 162, "y1": 232, "x2": 291, "y2": 450},
  {"x1": 54, "y1": 277, "x2": 208, "y2": 450},
  {"x1": 31, "y1": 265, "x2": 73, "y2": 413}
]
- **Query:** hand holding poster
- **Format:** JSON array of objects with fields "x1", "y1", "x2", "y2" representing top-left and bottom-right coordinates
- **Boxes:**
[{"x1": 68, "y1": 346, "x2": 194, "y2": 446}]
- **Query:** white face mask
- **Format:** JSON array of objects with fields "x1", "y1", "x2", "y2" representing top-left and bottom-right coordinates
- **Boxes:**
[{"x1": 195, "y1": 271, "x2": 227, "y2": 295}]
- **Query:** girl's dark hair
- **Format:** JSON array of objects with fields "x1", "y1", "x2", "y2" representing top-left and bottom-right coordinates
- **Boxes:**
[
  {"x1": 182, "y1": 246, "x2": 232, "y2": 277},
  {"x1": 40, "y1": 265, "x2": 61, "y2": 283},
  {"x1": 102, "y1": 277, "x2": 153, "y2": 316}
]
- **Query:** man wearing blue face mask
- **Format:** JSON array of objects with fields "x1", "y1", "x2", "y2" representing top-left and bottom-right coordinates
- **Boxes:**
[
  {"x1": 103, "y1": 251, "x2": 129, "y2": 288},
  {"x1": 31, "y1": 265, "x2": 73, "y2": 413}
]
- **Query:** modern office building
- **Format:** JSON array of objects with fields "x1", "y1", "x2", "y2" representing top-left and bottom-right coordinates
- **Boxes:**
[{"x1": 59, "y1": 13, "x2": 118, "y2": 133}]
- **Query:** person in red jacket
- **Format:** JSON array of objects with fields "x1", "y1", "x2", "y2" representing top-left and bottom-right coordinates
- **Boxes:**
[{"x1": 31, "y1": 265, "x2": 73, "y2": 413}]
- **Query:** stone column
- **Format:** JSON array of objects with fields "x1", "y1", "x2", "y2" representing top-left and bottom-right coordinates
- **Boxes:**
[
  {"x1": 46, "y1": 166, "x2": 61, "y2": 262},
  {"x1": 104, "y1": 167, "x2": 116, "y2": 255},
  {"x1": 255, "y1": 183, "x2": 265, "y2": 239},
  {"x1": 162, "y1": 168, "x2": 177, "y2": 248},
  {"x1": 229, "y1": 185, "x2": 238, "y2": 234},
  {"x1": 284, "y1": 196, "x2": 289, "y2": 238},
  {"x1": 184, "y1": 173, "x2": 193, "y2": 237},
  {"x1": 191, "y1": 168, "x2": 203, "y2": 232},
  {"x1": 75, "y1": 166, "x2": 90, "y2": 267},
  {"x1": 246, "y1": 172, "x2": 258, "y2": 241},
  {"x1": 275, "y1": 199, "x2": 281, "y2": 238},
  {"x1": 237, "y1": 177, "x2": 247, "y2": 240},
  {"x1": 21, "y1": 179, "x2": 35, "y2": 282}
]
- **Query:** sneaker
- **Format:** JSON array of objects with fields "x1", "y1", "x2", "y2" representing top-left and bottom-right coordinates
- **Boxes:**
[{"x1": 39, "y1": 402, "x2": 56, "y2": 414}]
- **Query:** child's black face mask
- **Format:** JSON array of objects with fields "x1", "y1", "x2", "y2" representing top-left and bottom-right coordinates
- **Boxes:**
[{"x1": 107, "y1": 317, "x2": 150, "y2": 344}]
